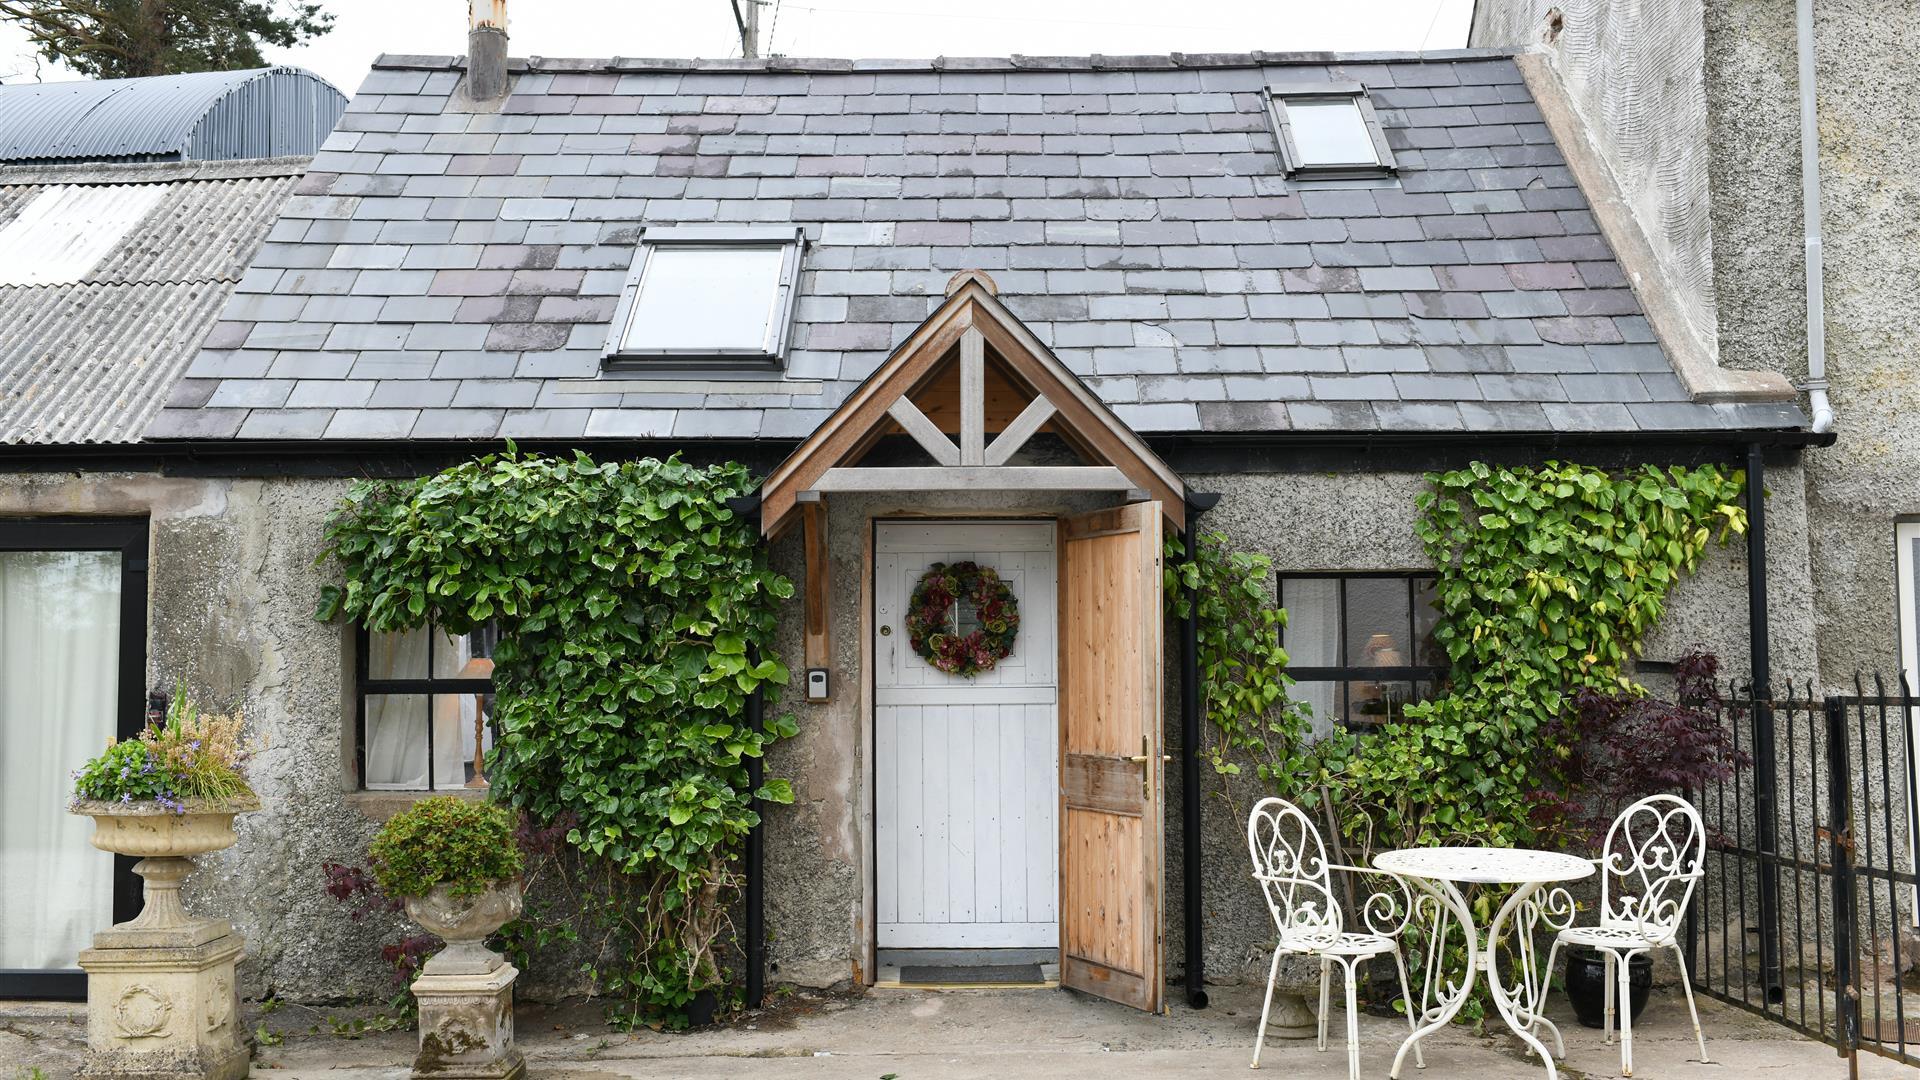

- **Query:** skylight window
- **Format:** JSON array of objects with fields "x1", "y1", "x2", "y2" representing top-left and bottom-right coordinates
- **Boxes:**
[
  {"x1": 1267, "y1": 85, "x2": 1397, "y2": 181},
  {"x1": 605, "y1": 226, "x2": 804, "y2": 370}
]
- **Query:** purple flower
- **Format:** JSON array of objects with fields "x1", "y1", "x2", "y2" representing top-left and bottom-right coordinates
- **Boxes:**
[{"x1": 120, "y1": 792, "x2": 132, "y2": 803}]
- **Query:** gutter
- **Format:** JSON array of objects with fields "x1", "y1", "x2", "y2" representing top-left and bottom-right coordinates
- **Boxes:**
[{"x1": 1797, "y1": 0, "x2": 1836, "y2": 434}]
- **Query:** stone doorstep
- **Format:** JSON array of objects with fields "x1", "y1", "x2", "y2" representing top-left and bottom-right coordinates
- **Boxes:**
[{"x1": 412, "y1": 963, "x2": 525, "y2": 1080}]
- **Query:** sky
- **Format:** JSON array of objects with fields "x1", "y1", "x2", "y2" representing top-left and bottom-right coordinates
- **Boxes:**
[{"x1": 0, "y1": 0, "x2": 1475, "y2": 94}]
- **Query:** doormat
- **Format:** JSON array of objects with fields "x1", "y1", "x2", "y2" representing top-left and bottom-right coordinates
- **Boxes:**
[{"x1": 898, "y1": 963, "x2": 1045, "y2": 986}]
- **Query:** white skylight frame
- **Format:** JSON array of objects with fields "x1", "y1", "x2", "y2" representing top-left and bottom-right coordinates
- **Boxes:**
[
  {"x1": 1266, "y1": 82, "x2": 1398, "y2": 182},
  {"x1": 603, "y1": 225, "x2": 806, "y2": 371}
]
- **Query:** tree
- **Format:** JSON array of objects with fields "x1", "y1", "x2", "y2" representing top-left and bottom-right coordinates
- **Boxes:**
[{"x1": 0, "y1": 0, "x2": 332, "y2": 80}]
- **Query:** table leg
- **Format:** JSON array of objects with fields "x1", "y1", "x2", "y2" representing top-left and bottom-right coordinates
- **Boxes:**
[
  {"x1": 1484, "y1": 882, "x2": 1562, "y2": 1080},
  {"x1": 1390, "y1": 876, "x2": 1476, "y2": 1079}
]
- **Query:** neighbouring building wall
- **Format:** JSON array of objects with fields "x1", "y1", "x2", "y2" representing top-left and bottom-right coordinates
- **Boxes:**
[
  {"x1": 1469, "y1": 0, "x2": 1719, "y2": 361},
  {"x1": 1474, "y1": 0, "x2": 1920, "y2": 687}
]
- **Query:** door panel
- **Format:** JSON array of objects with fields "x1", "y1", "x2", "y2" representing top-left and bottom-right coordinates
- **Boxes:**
[
  {"x1": 1058, "y1": 502, "x2": 1164, "y2": 1012},
  {"x1": 0, "y1": 518, "x2": 147, "y2": 1000},
  {"x1": 875, "y1": 521, "x2": 1059, "y2": 949}
]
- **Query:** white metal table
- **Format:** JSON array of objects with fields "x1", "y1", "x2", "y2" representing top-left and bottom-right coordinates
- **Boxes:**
[{"x1": 1373, "y1": 846, "x2": 1594, "y2": 1080}]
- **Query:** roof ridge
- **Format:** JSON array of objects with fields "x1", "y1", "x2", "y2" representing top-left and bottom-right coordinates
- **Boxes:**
[
  {"x1": 371, "y1": 47, "x2": 1523, "y2": 75},
  {"x1": 0, "y1": 156, "x2": 309, "y2": 186}
]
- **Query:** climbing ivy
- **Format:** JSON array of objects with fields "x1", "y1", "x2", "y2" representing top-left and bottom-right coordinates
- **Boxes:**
[
  {"x1": 316, "y1": 450, "x2": 797, "y2": 1025},
  {"x1": 1311, "y1": 461, "x2": 1748, "y2": 850},
  {"x1": 1165, "y1": 531, "x2": 1310, "y2": 808}
]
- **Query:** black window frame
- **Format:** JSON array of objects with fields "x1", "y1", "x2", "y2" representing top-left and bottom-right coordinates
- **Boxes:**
[
  {"x1": 601, "y1": 224, "x2": 806, "y2": 373},
  {"x1": 1266, "y1": 82, "x2": 1399, "y2": 182},
  {"x1": 0, "y1": 517, "x2": 149, "y2": 1001},
  {"x1": 353, "y1": 623, "x2": 497, "y2": 792},
  {"x1": 1278, "y1": 570, "x2": 1447, "y2": 730}
]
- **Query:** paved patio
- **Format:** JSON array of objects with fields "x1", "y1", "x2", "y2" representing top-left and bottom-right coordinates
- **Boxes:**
[{"x1": 2, "y1": 982, "x2": 1901, "y2": 1079}]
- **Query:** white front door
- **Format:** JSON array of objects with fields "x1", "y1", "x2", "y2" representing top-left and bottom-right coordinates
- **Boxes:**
[{"x1": 875, "y1": 520, "x2": 1058, "y2": 949}]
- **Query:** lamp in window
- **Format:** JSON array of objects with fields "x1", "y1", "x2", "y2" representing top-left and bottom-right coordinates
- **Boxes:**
[
  {"x1": 1351, "y1": 633, "x2": 1406, "y2": 727},
  {"x1": 456, "y1": 655, "x2": 495, "y2": 788}
]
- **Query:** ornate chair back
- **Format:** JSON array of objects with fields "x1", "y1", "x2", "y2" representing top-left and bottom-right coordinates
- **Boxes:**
[
  {"x1": 1247, "y1": 797, "x2": 1341, "y2": 947},
  {"x1": 1598, "y1": 793, "x2": 1706, "y2": 944}
]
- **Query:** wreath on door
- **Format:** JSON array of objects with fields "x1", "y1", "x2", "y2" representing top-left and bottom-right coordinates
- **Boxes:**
[{"x1": 906, "y1": 561, "x2": 1019, "y2": 677}]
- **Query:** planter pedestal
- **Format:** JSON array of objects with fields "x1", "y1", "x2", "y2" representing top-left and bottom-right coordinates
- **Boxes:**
[
  {"x1": 403, "y1": 881, "x2": 525, "y2": 1080},
  {"x1": 76, "y1": 857, "x2": 249, "y2": 1080},
  {"x1": 411, "y1": 964, "x2": 525, "y2": 1079}
]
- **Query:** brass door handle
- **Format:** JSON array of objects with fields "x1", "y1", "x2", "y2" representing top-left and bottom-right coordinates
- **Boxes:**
[{"x1": 1126, "y1": 737, "x2": 1171, "y2": 799}]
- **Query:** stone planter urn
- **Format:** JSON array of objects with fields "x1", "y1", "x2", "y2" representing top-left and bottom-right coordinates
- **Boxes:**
[
  {"x1": 71, "y1": 795, "x2": 261, "y2": 1080},
  {"x1": 404, "y1": 878, "x2": 525, "y2": 1080}
]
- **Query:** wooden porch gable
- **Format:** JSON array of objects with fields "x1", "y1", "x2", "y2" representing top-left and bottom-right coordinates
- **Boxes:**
[{"x1": 758, "y1": 270, "x2": 1187, "y2": 539}]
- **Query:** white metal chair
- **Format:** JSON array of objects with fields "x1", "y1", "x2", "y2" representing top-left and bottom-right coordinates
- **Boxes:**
[
  {"x1": 1539, "y1": 793, "x2": 1711, "y2": 1076},
  {"x1": 1246, "y1": 796, "x2": 1424, "y2": 1077}
]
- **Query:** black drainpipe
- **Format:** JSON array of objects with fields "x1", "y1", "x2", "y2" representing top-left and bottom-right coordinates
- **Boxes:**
[
  {"x1": 728, "y1": 494, "x2": 769, "y2": 1010},
  {"x1": 745, "y1": 671, "x2": 767, "y2": 1008},
  {"x1": 1180, "y1": 491, "x2": 1222, "y2": 1009},
  {"x1": 1744, "y1": 444, "x2": 1784, "y2": 1003}
]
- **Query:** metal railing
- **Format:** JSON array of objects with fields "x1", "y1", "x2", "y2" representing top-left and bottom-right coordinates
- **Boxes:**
[{"x1": 1686, "y1": 676, "x2": 1920, "y2": 1070}]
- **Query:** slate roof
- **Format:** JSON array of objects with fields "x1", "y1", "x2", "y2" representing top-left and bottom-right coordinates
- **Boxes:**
[
  {"x1": 0, "y1": 158, "x2": 306, "y2": 444},
  {"x1": 149, "y1": 50, "x2": 1805, "y2": 443}
]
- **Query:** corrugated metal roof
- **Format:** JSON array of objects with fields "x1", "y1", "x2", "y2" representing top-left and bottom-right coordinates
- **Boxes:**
[
  {"x1": 0, "y1": 184, "x2": 168, "y2": 285},
  {"x1": 0, "y1": 159, "x2": 303, "y2": 444},
  {"x1": 0, "y1": 67, "x2": 345, "y2": 165}
]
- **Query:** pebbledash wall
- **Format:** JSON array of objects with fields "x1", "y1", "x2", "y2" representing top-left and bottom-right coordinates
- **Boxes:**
[
  {"x1": 1472, "y1": 0, "x2": 1920, "y2": 687},
  {"x1": 2, "y1": 454, "x2": 1815, "y2": 1000}
]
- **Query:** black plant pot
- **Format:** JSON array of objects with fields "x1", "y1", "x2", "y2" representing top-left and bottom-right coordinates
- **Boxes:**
[
  {"x1": 1565, "y1": 948, "x2": 1652, "y2": 1029},
  {"x1": 686, "y1": 988, "x2": 720, "y2": 1027}
]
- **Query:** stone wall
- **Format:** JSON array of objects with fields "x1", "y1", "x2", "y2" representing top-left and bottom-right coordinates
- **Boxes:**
[{"x1": 3, "y1": 456, "x2": 1818, "y2": 1000}]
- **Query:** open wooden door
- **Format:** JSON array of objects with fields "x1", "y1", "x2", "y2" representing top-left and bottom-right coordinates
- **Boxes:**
[{"x1": 1057, "y1": 502, "x2": 1165, "y2": 1012}]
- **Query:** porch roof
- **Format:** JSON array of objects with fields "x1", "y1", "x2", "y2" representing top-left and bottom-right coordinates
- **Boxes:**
[{"x1": 147, "y1": 50, "x2": 1807, "y2": 444}]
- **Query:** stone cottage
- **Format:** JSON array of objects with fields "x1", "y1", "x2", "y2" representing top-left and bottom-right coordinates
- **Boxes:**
[{"x1": 0, "y1": 15, "x2": 1834, "y2": 1011}]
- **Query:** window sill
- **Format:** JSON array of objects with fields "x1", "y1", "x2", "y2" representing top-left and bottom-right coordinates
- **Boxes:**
[{"x1": 345, "y1": 786, "x2": 491, "y2": 823}]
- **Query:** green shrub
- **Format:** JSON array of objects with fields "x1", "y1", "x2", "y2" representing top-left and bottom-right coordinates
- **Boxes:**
[{"x1": 369, "y1": 797, "x2": 523, "y2": 899}]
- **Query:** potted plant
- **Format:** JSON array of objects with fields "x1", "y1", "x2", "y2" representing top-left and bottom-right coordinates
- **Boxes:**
[
  {"x1": 370, "y1": 796, "x2": 525, "y2": 974},
  {"x1": 1535, "y1": 649, "x2": 1748, "y2": 1027},
  {"x1": 69, "y1": 691, "x2": 259, "y2": 930}
]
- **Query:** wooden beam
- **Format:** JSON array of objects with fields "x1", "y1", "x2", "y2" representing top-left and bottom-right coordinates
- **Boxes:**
[
  {"x1": 809, "y1": 465, "x2": 1133, "y2": 493},
  {"x1": 983, "y1": 395, "x2": 1058, "y2": 467},
  {"x1": 885, "y1": 397, "x2": 960, "y2": 466},
  {"x1": 959, "y1": 328, "x2": 985, "y2": 465},
  {"x1": 802, "y1": 502, "x2": 830, "y2": 670}
]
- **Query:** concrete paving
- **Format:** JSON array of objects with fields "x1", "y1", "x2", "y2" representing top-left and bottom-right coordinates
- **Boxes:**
[{"x1": 2, "y1": 983, "x2": 1904, "y2": 1079}]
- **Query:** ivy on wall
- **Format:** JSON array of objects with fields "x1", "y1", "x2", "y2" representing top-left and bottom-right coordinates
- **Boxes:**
[
  {"x1": 1181, "y1": 461, "x2": 1747, "y2": 853},
  {"x1": 316, "y1": 451, "x2": 796, "y2": 1024}
]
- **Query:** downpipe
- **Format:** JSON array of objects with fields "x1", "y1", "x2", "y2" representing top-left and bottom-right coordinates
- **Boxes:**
[
  {"x1": 1798, "y1": 0, "x2": 1835, "y2": 434},
  {"x1": 1180, "y1": 491, "x2": 1222, "y2": 1009}
]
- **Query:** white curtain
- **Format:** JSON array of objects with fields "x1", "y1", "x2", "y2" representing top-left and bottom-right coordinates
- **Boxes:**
[
  {"x1": 0, "y1": 550, "x2": 120, "y2": 969},
  {"x1": 1281, "y1": 577, "x2": 1342, "y2": 737},
  {"x1": 364, "y1": 628, "x2": 474, "y2": 789}
]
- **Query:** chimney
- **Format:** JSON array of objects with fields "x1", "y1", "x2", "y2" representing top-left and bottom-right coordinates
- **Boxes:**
[{"x1": 468, "y1": 0, "x2": 509, "y2": 102}]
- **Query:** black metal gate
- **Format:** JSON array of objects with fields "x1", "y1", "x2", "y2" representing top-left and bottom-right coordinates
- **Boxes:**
[{"x1": 1686, "y1": 677, "x2": 1920, "y2": 1069}]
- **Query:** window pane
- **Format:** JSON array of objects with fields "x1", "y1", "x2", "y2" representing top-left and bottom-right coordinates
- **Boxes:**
[
  {"x1": 1280, "y1": 577, "x2": 1340, "y2": 668},
  {"x1": 368, "y1": 626, "x2": 428, "y2": 680},
  {"x1": 430, "y1": 626, "x2": 496, "y2": 681},
  {"x1": 621, "y1": 245, "x2": 786, "y2": 353},
  {"x1": 0, "y1": 550, "x2": 119, "y2": 969},
  {"x1": 1344, "y1": 679, "x2": 1440, "y2": 730},
  {"x1": 1293, "y1": 680, "x2": 1340, "y2": 738},
  {"x1": 433, "y1": 693, "x2": 493, "y2": 789},
  {"x1": 1286, "y1": 98, "x2": 1379, "y2": 166},
  {"x1": 1413, "y1": 577, "x2": 1445, "y2": 668},
  {"x1": 1344, "y1": 577, "x2": 1411, "y2": 669},
  {"x1": 364, "y1": 693, "x2": 429, "y2": 789}
]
